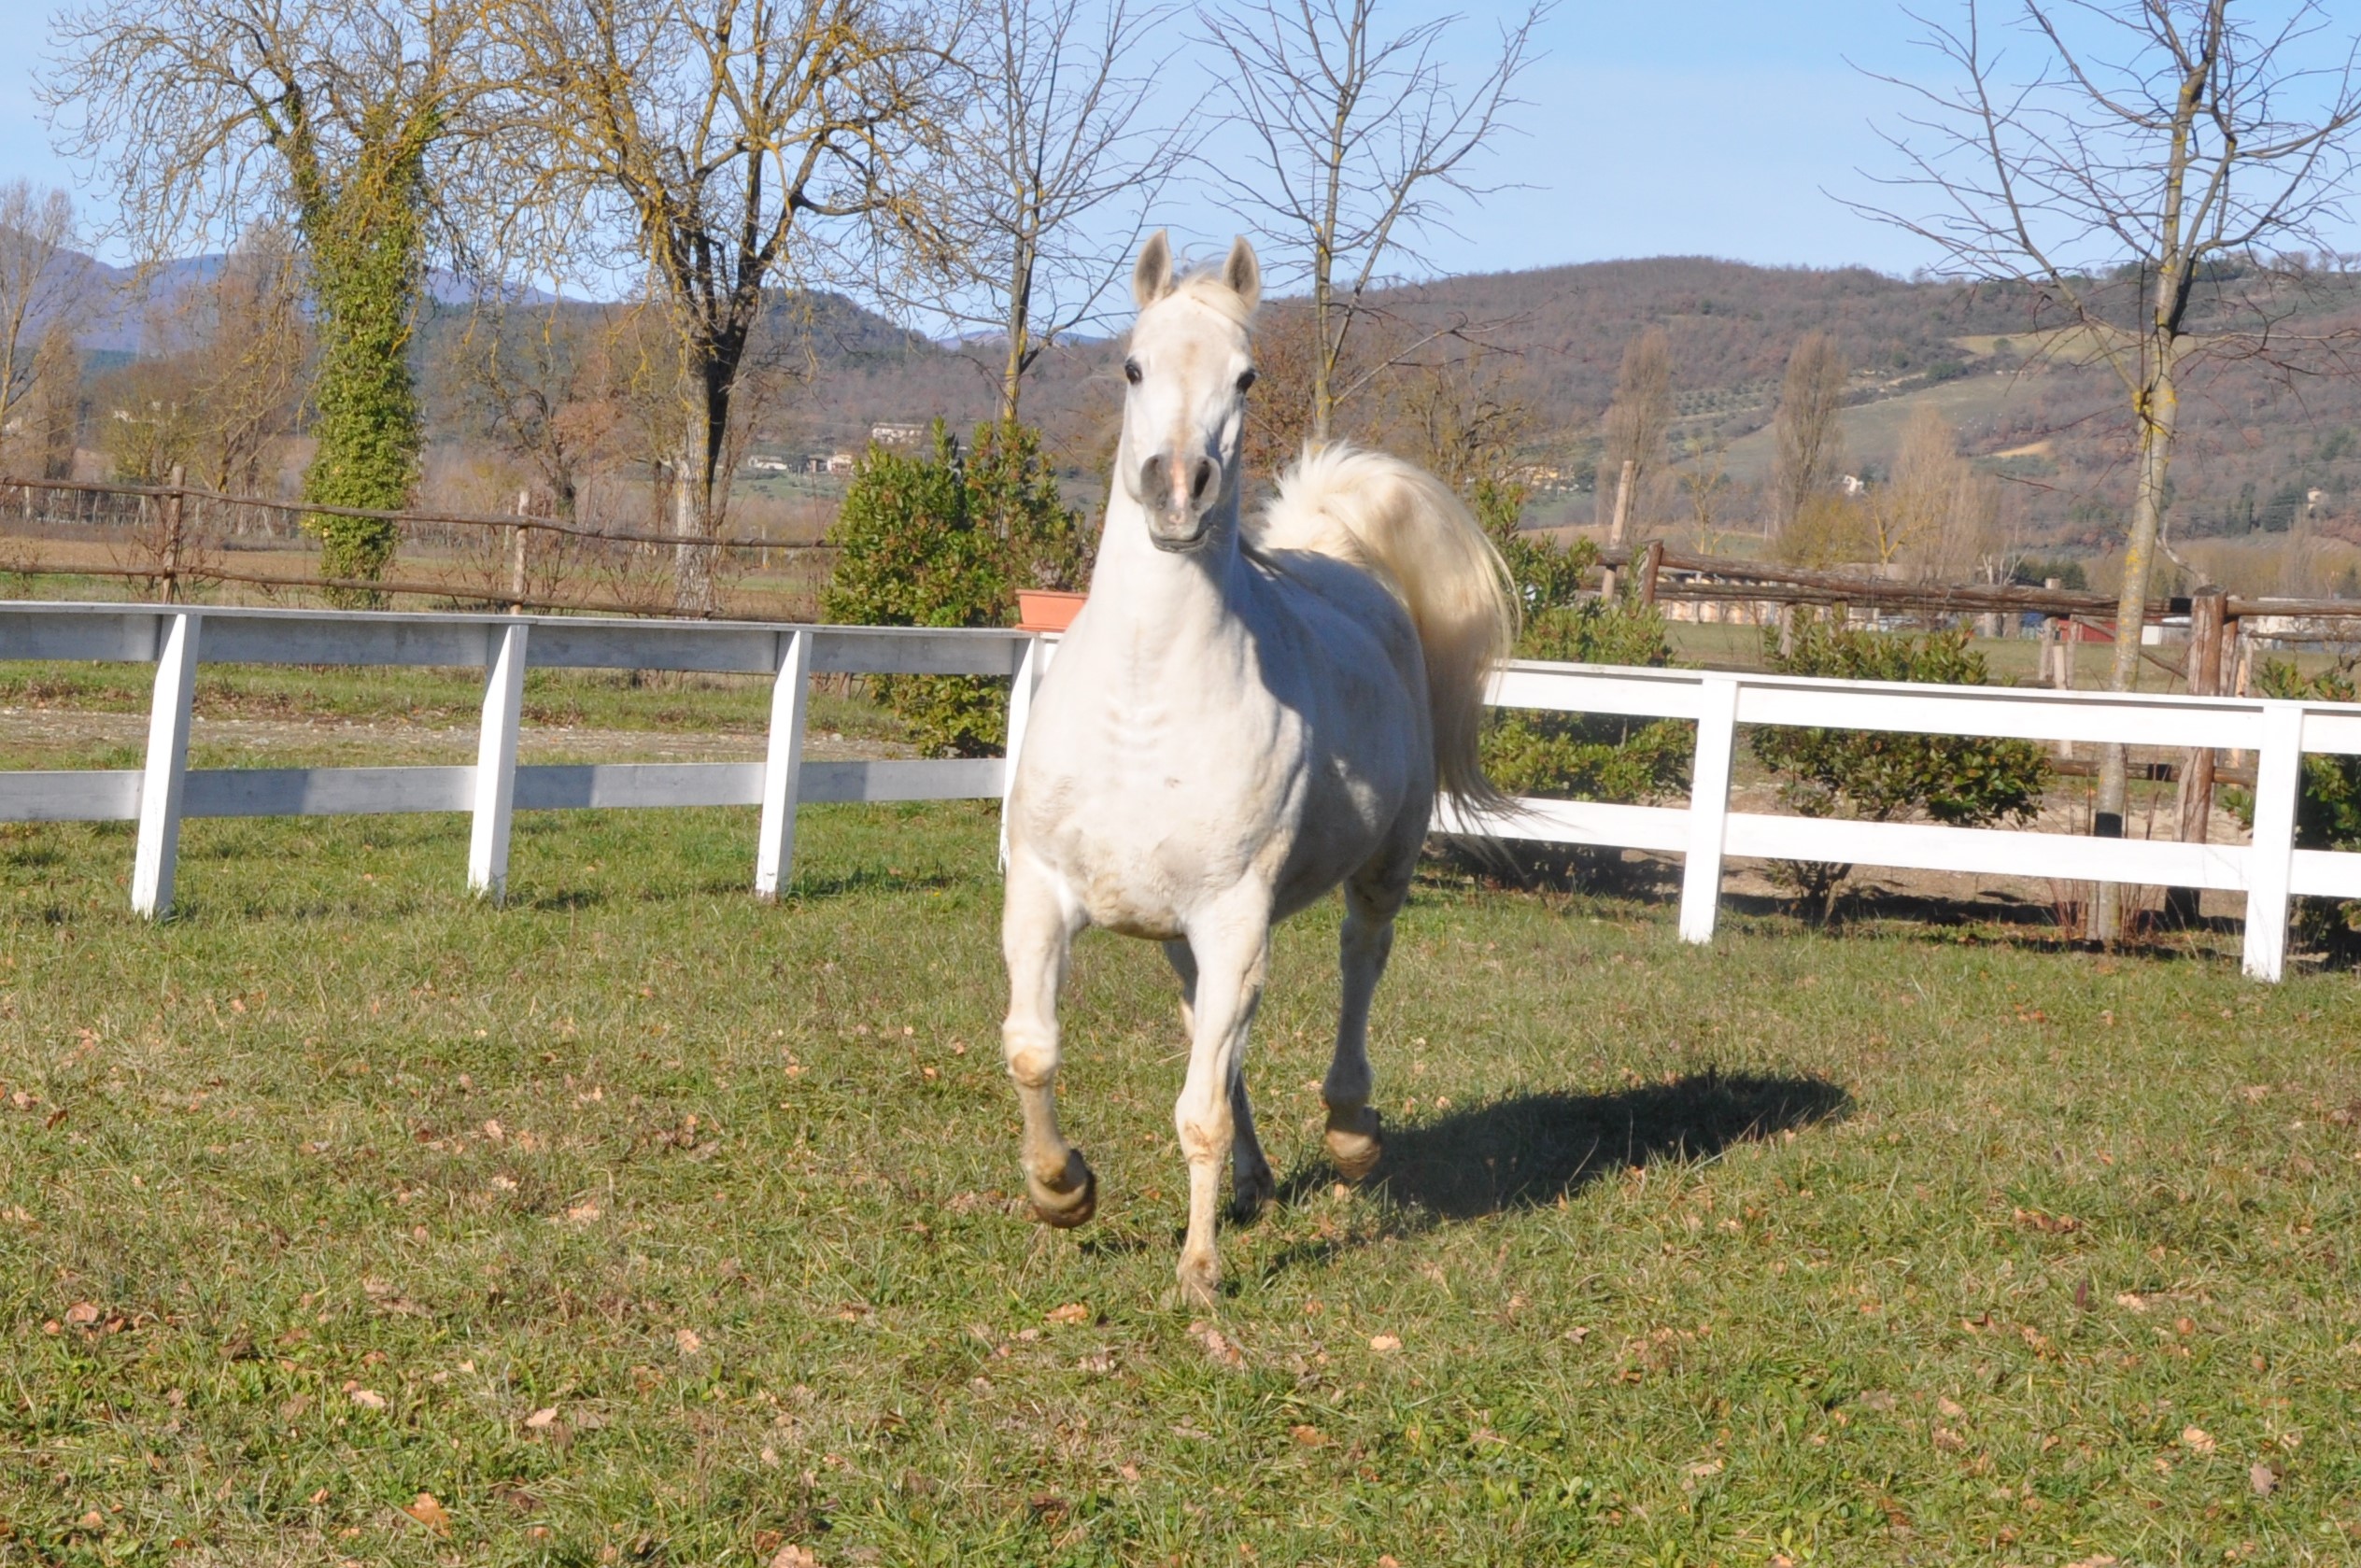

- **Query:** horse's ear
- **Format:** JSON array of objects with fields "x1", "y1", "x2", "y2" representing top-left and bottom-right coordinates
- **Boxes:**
[
  {"x1": 1222, "y1": 235, "x2": 1261, "y2": 311},
  {"x1": 1132, "y1": 230, "x2": 1174, "y2": 308}
]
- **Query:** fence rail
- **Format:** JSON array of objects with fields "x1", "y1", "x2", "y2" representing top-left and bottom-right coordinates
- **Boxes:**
[{"x1": 4, "y1": 601, "x2": 2360, "y2": 982}]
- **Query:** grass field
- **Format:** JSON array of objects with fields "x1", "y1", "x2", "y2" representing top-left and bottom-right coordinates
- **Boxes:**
[{"x1": 5, "y1": 785, "x2": 2359, "y2": 1567}]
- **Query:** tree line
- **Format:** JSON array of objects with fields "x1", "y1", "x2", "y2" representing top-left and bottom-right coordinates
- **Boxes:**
[{"x1": 12, "y1": 0, "x2": 1544, "y2": 610}]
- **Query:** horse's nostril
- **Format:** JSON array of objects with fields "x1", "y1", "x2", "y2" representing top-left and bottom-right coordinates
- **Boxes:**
[
  {"x1": 1139, "y1": 457, "x2": 1165, "y2": 502},
  {"x1": 1190, "y1": 459, "x2": 1214, "y2": 501}
]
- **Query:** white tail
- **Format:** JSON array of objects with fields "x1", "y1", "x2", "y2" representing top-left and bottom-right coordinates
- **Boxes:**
[{"x1": 1251, "y1": 444, "x2": 1518, "y2": 813}]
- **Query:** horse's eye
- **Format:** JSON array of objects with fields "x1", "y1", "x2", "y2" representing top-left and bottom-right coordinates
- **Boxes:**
[
  {"x1": 1237, "y1": 369, "x2": 1257, "y2": 393},
  {"x1": 1124, "y1": 359, "x2": 1142, "y2": 385}
]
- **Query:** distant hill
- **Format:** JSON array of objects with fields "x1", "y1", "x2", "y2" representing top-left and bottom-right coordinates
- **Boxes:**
[{"x1": 37, "y1": 238, "x2": 2361, "y2": 564}]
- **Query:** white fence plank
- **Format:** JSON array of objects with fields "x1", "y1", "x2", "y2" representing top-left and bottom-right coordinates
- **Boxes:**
[
  {"x1": 0, "y1": 770, "x2": 143, "y2": 822},
  {"x1": 187, "y1": 766, "x2": 474, "y2": 816},
  {"x1": 2242, "y1": 704, "x2": 2306, "y2": 982},
  {"x1": 1000, "y1": 634, "x2": 1045, "y2": 869},
  {"x1": 1677, "y1": 677, "x2": 1740, "y2": 944},
  {"x1": 9, "y1": 603, "x2": 2361, "y2": 980},
  {"x1": 467, "y1": 623, "x2": 530, "y2": 901},
  {"x1": 800, "y1": 759, "x2": 1007, "y2": 804},
  {"x1": 130, "y1": 612, "x2": 199, "y2": 918},
  {"x1": 755, "y1": 629, "x2": 813, "y2": 898}
]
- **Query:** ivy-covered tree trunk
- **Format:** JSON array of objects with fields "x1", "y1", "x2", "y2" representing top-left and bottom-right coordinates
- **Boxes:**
[{"x1": 293, "y1": 104, "x2": 433, "y2": 607}]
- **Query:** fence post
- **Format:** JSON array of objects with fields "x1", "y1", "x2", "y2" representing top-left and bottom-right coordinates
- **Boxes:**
[
  {"x1": 131, "y1": 610, "x2": 201, "y2": 919},
  {"x1": 510, "y1": 489, "x2": 530, "y2": 613},
  {"x1": 1638, "y1": 540, "x2": 1664, "y2": 608},
  {"x1": 1000, "y1": 633, "x2": 1044, "y2": 869},
  {"x1": 161, "y1": 465, "x2": 186, "y2": 604},
  {"x1": 1677, "y1": 675, "x2": 1740, "y2": 945},
  {"x1": 467, "y1": 621, "x2": 530, "y2": 902},
  {"x1": 2240, "y1": 701, "x2": 2304, "y2": 982},
  {"x1": 754, "y1": 627, "x2": 813, "y2": 899},
  {"x1": 2167, "y1": 586, "x2": 2227, "y2": 925}
]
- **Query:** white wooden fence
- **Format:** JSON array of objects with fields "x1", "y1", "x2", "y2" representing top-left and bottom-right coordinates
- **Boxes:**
[{"x1": 4, "y1": 602, "x2": 2360, "y2": 982}]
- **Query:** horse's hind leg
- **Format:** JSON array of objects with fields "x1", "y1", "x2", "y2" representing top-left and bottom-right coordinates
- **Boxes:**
[
  {"x1": 1003, "y1": 855, "x2": 1095, "y2": 1228},
  {"x1": 1324, "y1": 863, "x2": 1408, "y2": 1182},
  {"x1": 1166, "y1": 939, "x2": 1273, "y2": 1222}
]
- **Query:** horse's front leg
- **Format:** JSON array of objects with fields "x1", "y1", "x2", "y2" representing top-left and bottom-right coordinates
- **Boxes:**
[
  {"x1": 1002, "y1": 854, "x2": 1095, "y2": 1227},
  {"x1": 1325, "y1": 869, "x2": 1407, "y2": 1181},
  {"x1": 1171, "y1": 897, "x2": 1272, "y2": 1307},
  {"x1": 1165, "y1": 939, "x2": 1273, "y2": 1223}
]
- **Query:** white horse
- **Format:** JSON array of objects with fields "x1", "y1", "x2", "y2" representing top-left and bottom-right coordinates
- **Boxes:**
[{"x1": 999, "y1": 231, "x2": 1516, "y2": 1305}]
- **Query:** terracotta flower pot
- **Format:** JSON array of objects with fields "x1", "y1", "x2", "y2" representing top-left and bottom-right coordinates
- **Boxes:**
[{"x1": 1015, "y1": 589, "x2": 1087, "y2": 632}]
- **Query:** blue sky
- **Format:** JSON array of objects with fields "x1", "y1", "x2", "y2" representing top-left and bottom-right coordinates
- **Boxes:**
[{"x1": 9, "y1": 0, "x2": 2325, "y2": 286}]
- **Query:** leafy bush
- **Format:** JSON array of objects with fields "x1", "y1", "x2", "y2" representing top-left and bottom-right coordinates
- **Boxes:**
[
  {"x1": 1471, "y1": 484, "x2": 1693, "y2": 808},
  {"x1": 2227, "y1": 658, "x2": 2361, "y2": 962},
  {"x1": 822, "y1": 419, "x2": 1093, "y2": 756},
  {"x1": 1752, "y1": 619, "x2": 2049, "y2": 920}
]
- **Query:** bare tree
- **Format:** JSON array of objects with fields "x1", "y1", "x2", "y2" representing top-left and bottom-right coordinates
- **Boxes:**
[
  {"x1": 1676, "y1": 431, "x2": 1735, "y2": 556},
  {"x1": 25, "y1": 328, "x2": 82, "y2": 480},
  {"x1": 946, "y1": 0, "x2": 1187, "y2": 422},
  {"x1": 49, "y1": 0, "x2": 501, "y2": 593},
  {"x1": 1201, "y1": 0, "x2": 1548, "y2": 443},
  {"x1": 1596, "y1": 326, "x2": 1673, "y2": 541},
  {"x1": 182, "y1": 228, "x2": 311, "y2": 496},
  {"x1": 1866, "y1": 402, "x2": 1969, "y2": 572},
  {"x1": 0, "y1": 183, "x2": 81, "y2": 475},
  {"x1": 1772, "y1": 330, "x2": 1849, "y2": 544},
  {"x1": 492, "y1": 0, "x2": 954, "y2": 611},
  {"x1": 1855, "y1": 0, "x2": 2361, "y2": 939}
]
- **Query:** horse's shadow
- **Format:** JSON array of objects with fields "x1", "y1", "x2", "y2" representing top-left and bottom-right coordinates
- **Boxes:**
[{"x1": 1275, "y1": 1069, "x2": 1849, "y2": 1227}]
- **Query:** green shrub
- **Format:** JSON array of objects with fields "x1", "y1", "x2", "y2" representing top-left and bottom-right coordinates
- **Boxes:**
[
  {"x1": 1753, "y1": 619, "x2": 2049, "y2": 920},
  {"x1": 2228, "y1": 658, "x2": 2361, "y2": 962},
  {"x1": 821, "y1": 419, "x2": 1091, "y2": 756},
  {"x1": 1474, "y1": 485, "x2": 1692, "y2": 808}
]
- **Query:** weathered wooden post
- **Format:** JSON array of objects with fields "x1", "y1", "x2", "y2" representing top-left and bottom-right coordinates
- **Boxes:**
[
  {"x1": 510, "y1": 489, "x2": 530, "y2": 613},
  {"x1": 1638, "y1": 540, "x2": 1664, "y2": 609},
  {"x1": 161, "y1": 465, "x2": 186, "y2": 604},
  {"x1": 1599, "y1": 458, "x2": 1637, "y2": 600}
]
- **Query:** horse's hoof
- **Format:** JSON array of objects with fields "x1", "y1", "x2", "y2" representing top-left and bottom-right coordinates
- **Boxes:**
[
  {"x1": 1229, "y1": 1162, "x2": 1275, "y2": 1222},
  {"x1": 1324, "y1": 1104, "x2": 1384, "y2": 1182},
  {"x1": 1174, "y1": 1255, "x2": 1220, "y2": 1310},
  {"x1": 1026, "y1": 1150, "x2": 1098, "y2": 1229}
]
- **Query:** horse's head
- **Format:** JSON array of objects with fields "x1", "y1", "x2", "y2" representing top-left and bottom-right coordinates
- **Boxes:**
[{"x1": 1119, "y1": 230, "x2": 1261, "y2": 553}]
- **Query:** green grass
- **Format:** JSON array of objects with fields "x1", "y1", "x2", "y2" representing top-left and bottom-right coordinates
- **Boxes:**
[
  {"x1": 3, "y1": 803, "x2": 2359, "y2": 1566},
  {"x1": 0, "y1": 662, "x2": 906, "y2": 742}
]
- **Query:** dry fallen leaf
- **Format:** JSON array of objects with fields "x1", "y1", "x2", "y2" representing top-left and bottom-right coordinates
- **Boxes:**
[
  {"x1": 675, "y1": 1328, "x2": 703, "y2": 1355},
  {"x1": 562, "y1": 1201, "x2": 600, "y2": 1224},
  {"x1": 1932, "y1": 1426, "x2": 1967, "y2": 1452},
  {"x1": 1684, "y1": 1457, "x2": 1724, "y2": 1477},
  {"x1": 1289, "y1": 1423, "x2": 1328, "y2": 1447},
  {"x1": 1367, "y1": 1334, "x2": 1402, "y2": 1353},
  {"x1": 2182, "y1": 1425, "x2": 2216, "y2": 1454},
  {"x1": 524, "y1": 1406, "x2": 558, "y2": 1430},
  {"x1": 1045, "y1": 1302, "x2": 1090, "y2": 1325},
  {"x1": 1201, "y1": 1330, "x2": 1243, "y2": 1368},
  {"x1": 403, "y1": 1492, "x2": 450, "y2": 1534},
  {"x1": 347, "y1": 1389, "x2": 387, "y2": 1410},
  {"x1": 1936, "y1": 1396, "x2": 1966, "y2": 1420},
  {"x1": 769, "y1": 1547, "x2": 818, "y2": 1568},
  {"x1": 2115, "y1": 1292, "x2": 2149, "y2": 1312},
  {"x1": 64, "y1": 1301, "x2": 100, "y2": 1327},
  {"x1": 2251, "y1": 1462, "x2": 2279, "y2": 1497}
]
